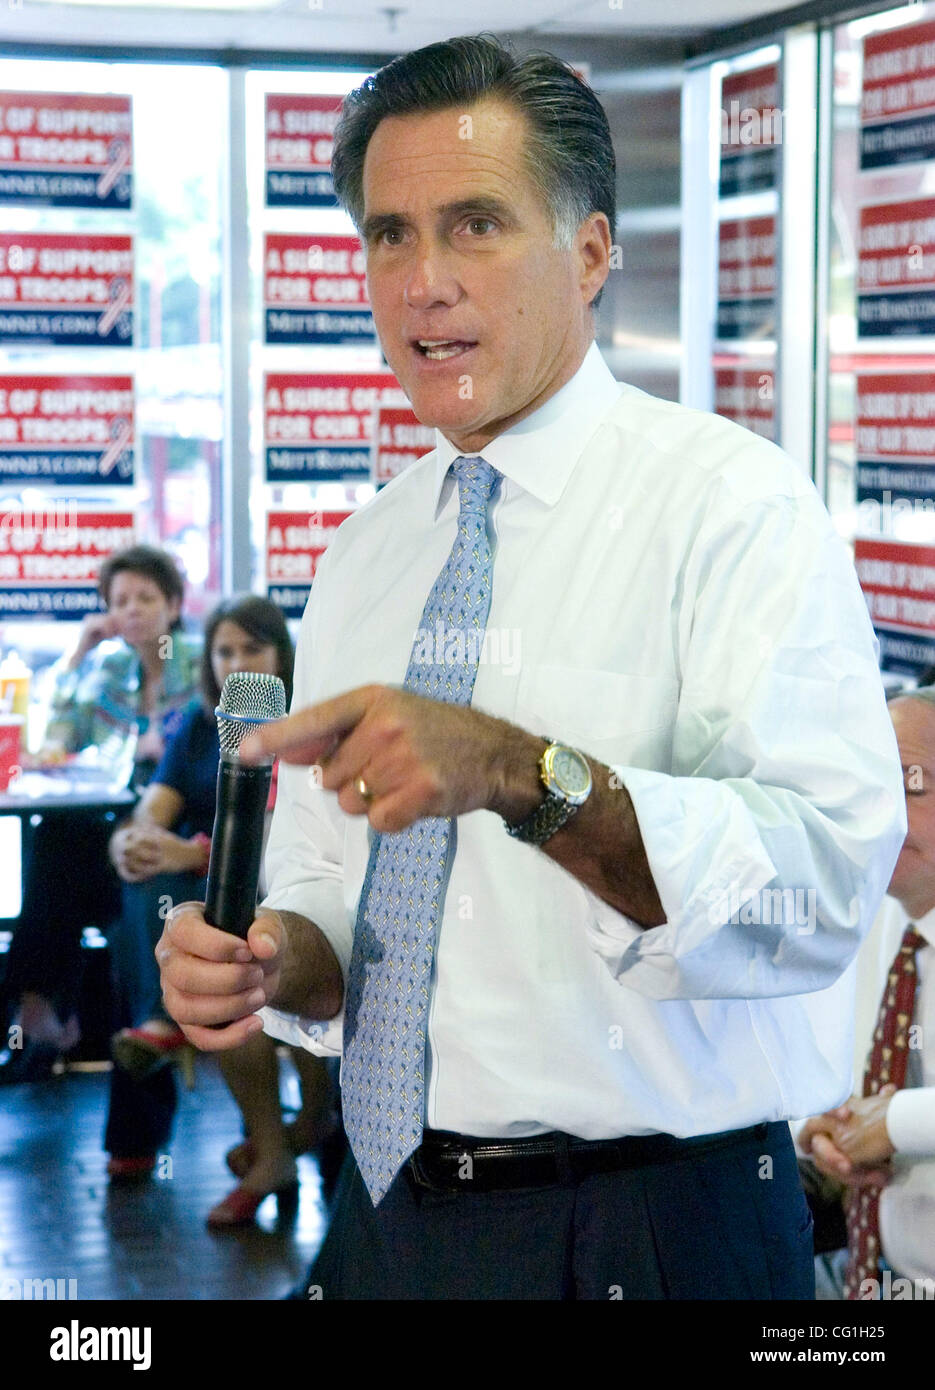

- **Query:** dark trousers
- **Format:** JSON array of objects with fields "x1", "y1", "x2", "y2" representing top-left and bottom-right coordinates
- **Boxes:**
[
  {"x1": 104, "y1": 870, "x2": 206, "y2": 1159},
  {"x1": 310, "y1": 1120, "x2": 814, "y2": 1300}
]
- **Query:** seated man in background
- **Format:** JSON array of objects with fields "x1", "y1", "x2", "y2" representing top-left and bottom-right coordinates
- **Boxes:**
[{"x1": 800, "y1": 687, "x2": 935, "y2": 1297}]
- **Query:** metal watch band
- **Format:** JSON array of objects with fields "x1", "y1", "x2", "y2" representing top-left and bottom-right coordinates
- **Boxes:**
[{"x1": 505, "y1": 792, "x2": 580, "y2": 846}]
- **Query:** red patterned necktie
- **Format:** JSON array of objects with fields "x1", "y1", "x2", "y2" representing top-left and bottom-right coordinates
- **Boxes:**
[{"x1": 843, "y1": 924, "x2": 925, "y2": 1299}]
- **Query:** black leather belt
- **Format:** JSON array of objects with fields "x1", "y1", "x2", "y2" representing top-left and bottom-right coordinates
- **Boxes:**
[{"x1": 407, "y1": 1122, "x2": 771, "y2": 1194}]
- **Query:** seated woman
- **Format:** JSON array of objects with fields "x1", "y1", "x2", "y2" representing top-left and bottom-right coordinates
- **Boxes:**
[
  {"x1": 104, "y1": 594, "x2": 339, "y2": 1223},
  {"x1": 2, "y1": 544, "x2": 199, "y2": 1067}
]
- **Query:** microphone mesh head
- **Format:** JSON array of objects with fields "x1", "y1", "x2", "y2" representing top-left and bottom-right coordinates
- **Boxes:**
[{"x1": 216, "y1": 672, "x2": 286, "y2": 754}]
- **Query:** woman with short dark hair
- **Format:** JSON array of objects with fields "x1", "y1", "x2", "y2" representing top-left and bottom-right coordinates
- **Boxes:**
[{"x1": 43, "y1": 542, "x2": 197, "y2": 782}]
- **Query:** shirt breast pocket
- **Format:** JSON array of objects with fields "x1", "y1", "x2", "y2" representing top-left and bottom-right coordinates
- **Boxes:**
[{"x1": 513, "y1": 664, "x2": 679, "y2": 767}]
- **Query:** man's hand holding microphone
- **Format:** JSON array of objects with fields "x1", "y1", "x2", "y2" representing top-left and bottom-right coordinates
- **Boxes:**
[
  {"x1": 155, "y1": 672, "x2": 343, "y2": 1053},
  {"x1": 156, "y1": 904, "x2": 303, "y2": 1052}
]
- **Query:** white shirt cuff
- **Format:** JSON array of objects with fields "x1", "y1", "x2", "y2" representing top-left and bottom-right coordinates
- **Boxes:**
[
  {"x1": 256, "y1": 883, "x2": 351, "y2": 1058},
  {"x1": 885, "y1": 1087, "x2": 935, "y2": 1157},
  {"x1": 257, "y1": 1004, "x2": 344, "y2": 1057}
]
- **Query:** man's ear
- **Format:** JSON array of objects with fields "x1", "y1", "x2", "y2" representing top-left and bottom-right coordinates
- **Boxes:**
[{"x1": 576, "y1": 211, "x2": 612, "y2": 307}]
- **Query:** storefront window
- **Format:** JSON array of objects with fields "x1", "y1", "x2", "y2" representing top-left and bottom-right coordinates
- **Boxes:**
[
  {"x1": 826, "y1": 3, "x2": 935, "y2": 676},
  {"x1": 0, "y1": 57, "x2": 224, "y2": 694}
]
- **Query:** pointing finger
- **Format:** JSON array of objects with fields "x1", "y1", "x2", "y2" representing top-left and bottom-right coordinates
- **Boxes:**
[{"x1": 238, "y1": 687, "x2": 376, "y2": 765}]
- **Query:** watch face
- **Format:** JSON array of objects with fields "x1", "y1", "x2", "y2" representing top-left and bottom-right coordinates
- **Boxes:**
[{"x1": 549, "y1": 746, "x2": 591, "y2": 798}]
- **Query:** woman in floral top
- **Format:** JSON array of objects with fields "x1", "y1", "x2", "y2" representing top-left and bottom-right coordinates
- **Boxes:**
[{"x1": 41, "y1": 546, "x2": 201, "y2": 785}]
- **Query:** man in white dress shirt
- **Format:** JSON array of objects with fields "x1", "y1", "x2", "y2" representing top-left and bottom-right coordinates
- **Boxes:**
[
  {"x1": 800, "y1": 691, "x2": 935, "y2": 1293},
  {"x1": 157, "y1": 36, "x2": 905, "y2": 1298}
]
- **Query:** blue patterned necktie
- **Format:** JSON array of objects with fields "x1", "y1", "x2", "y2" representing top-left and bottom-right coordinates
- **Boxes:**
[{"x1": 342, "y1": 455, "x2": 500, "y2": 1205}]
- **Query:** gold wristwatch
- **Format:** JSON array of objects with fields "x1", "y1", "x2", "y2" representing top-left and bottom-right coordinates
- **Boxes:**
[{"x1": 504, "y1": 740, "x2": 592, "y2": 846}]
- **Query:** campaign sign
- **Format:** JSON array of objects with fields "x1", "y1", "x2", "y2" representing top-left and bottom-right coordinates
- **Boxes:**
[
  {"x1": 373, "y1": 405, "x2": 435, "y2": 486},
  {"x1": 266, "y1": 510, "x2": 352, "y2": 618},
  {"x1": 855, "y1": 536, "x2": 935, "y2": 673},
  {"x1": 856, "y1": 372, "x2": 935, "y2": 513},
  {"x1": 861, "y1": 19, "x2": 935, "y2": 170},
  {"x1": 713, "y1": 364, "x2": 775, "y2": 440},
  {"x1": 858, "y1": 199, "x2": 935, "y2": 337},
  {"x1": 0, "y1": 233, "x2": 133, "y2": 347},
  {"x1": 718, "y1": 65, "x2": 780, "y2": 198},
  {"x1": 716, "y1": 216, "x2": 776, "y2": 341},
  {"x1": 264, "y1": 233, "x2": 372, "y2": 345},
  {"x1": 265, "y1": 372, "x2": 408, "y2": 483},
  {"x1": 0, "y1": 93, "x2": 132, "y2": 208},
  {"x1": 0, "y1": 508, "x2": 134, "y2": 620},
  {"x1": 0, "y1": 375, "x2": 134, "y2": 486},
  {"x1": 265, "y1": 94, "x2": 342, "y2": 207}
]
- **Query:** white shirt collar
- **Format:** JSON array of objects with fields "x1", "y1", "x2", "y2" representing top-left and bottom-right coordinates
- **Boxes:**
[
  {"x1": 430, "y1": 340, "x2": 622, "y2": 517},
  {"x1": 911, "y1": 902, "x2": 935, "y2": 947}
]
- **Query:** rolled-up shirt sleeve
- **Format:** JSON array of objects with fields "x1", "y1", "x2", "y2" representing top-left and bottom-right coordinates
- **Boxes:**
[
  {"x1": 582, "y1": 482, "x2": 906, "y2": 1001},
  {"x1": 885, "y1": 1087, "x2": 935, "y2": 1157},
  {"x1": 257, "y1": 550, "x2": 352, "y2": 1056}
]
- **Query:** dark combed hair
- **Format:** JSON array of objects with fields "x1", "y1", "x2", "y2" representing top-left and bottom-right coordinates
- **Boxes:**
[
  {"x1": 200, "y1": 594, "x2": 295, "y2": 712},
  {"x1": 331, "y1": 34, "x2": 616, "y2": 304},
  {"x1": 98, "y1": 544, "x2": 186, "y2": 630}
]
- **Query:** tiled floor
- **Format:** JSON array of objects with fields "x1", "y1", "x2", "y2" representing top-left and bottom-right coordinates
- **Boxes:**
[{"x1": 0, "y1": 1058, "x2": 331, "y2": 1301}]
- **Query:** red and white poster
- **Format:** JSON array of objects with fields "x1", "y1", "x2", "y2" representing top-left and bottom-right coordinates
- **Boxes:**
[
  {"x1": 861, "y1": 18, "x2": 935, "y2": 169},
  {"x1": 0, "y1": 92, "x2": 132, "y2": 208},
  {"x1": 0, "y1": 375, "x2": 134, "y2": 486},
  {"x1": 719, "y1": 64, "x2": 780, "y2": 197},
  {"x1": 0, "y1": 508, "x2": 135, "y2": 620},
  {"x1": 0, "y1": 233, "x2": 133, "y2": 346},
  {"x1": 264, "y1": 232, "x2": 372, "y2": 345},
  {"x1": 265, "y1": 372, "x2": 408, "y2": 482},
  {"x1": 716, "y1": 215, "x2": 776, "y2": 341},
  {"x1": 372, "y1": 405, "x2": 435, "y2": 486},
  {"x1": 266, "y1": 510, "x2": 352, "y2": 619},
  {"x1": 855, "y1": 536, "x2": 935, "y2": 672},
  {"x1": 856, "y1": 371, "x2": 935, "y2": 514},
  {"x1": 265, "y1": 94, "x2": 342, "y2": 207},
  {"x1": 712, "y1": 363, "x2": 775, "y2": 440},
  {"x1": 857, "y1": 198, "x2": 935, "y2": 337}
]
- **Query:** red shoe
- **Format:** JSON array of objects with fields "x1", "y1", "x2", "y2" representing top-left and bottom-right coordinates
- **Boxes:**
[
  {"x1": 225, "y1": 1139, "x2": 256, "y2": 1180},
  {"x1": 206, "y1": 1180, "x2": 299, "y2": 1229},
  {"x1": 111, "y1": 1027, "x2": 196, "y2": 1087},
  {"x1": 107, "y1": 1155, "x2": 157, "y2": 1182},
  {"x1": 225, "y1": 1115, "x2": 340, "y2": 1180}
]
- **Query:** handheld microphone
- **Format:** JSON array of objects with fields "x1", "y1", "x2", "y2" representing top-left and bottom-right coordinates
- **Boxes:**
[{"x1": 204, "y1": 671, "x2": 286, "y2": 940}]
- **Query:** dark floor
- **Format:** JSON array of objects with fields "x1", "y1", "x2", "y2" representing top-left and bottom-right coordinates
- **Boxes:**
[{"x1": 0, "y1": 1058, "x2": 330, "y2": 1301}]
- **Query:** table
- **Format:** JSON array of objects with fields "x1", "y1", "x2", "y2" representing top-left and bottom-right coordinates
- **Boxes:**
[
  {"x1": 0, "y1": 770, "x2": 137, "y2": 815},
  {"x1": 1, "y1": 773, "x2": 135, "y2": 911},
  {"x1": 0, "y1": 773, "x2": 138, "y2": 1060},
  {"x1": 0, "y1": 774, "x2": 136, "y2": 918}
]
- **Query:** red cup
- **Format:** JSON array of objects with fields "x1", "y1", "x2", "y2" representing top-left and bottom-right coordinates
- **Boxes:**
[{"x1": 0, "y1": 714, "x2": 23, "y2": 791}]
